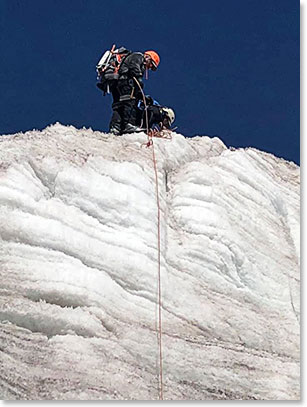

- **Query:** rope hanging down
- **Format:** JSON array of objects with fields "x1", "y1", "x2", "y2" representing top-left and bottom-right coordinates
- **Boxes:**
[{"x1": 133, "y1": 77, "x2": 165, "y2": 400}]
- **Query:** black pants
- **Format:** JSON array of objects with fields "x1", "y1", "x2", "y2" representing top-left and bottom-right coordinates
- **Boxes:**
[
  {"x1": 113, "y1": 79, "x2": 142, "y2": 130},
  {"x1": 109, "y1": 87, "x2": 122, "y2": 131}
]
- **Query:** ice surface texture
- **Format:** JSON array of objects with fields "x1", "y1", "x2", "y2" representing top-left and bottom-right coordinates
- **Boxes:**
[{"x1": 0, "y1": 123, "x2": 300, "y2": 400}]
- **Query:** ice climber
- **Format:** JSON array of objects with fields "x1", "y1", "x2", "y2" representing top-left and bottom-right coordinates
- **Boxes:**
[
  {"x1": 112, "y1": 50, "x2": 160, "y2": 135},
  {"x1": 96, "y1": 47, "x2": 160, "y2": 135}
]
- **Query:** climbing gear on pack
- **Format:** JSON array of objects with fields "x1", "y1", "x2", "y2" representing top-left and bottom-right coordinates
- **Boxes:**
[{"x1": 96, "y1": 44, "x2": 131, "y2": 94}]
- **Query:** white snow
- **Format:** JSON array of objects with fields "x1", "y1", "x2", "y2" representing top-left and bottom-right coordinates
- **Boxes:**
[{"x1": 0, "y1": 123, "x2": 300, "y2": 400}]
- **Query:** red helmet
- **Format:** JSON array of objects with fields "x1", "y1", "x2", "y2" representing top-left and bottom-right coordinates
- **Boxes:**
[{"x1": 144, "y1": 50, "x2": 160, "y2": 70}]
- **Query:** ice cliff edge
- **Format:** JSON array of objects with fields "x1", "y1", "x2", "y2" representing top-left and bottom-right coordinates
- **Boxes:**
[{"x1": 0, "y1": 123, "x2": 300, "y2": 400}]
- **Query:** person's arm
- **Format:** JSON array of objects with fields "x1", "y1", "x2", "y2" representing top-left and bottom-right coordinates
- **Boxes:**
[{"x1": 129, "y1": 53, "x2": 145, "y2": 81}]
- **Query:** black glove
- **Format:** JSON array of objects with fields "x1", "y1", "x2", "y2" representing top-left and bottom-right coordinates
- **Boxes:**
[{"x1": 145, "y1": 95, "x2": 154, "y2": 105}]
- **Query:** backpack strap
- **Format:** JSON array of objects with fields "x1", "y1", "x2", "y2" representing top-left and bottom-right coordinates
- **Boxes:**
[{"x1": 114, "y1": 51, "x2": 132, "y2": 74}]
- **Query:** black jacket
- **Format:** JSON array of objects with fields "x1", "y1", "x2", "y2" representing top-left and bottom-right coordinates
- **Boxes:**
[{"x1": 118, "y1": 52, "x2": 145, "y2": 82}]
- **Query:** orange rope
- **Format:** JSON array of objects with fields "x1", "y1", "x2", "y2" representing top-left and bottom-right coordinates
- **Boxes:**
[
  {"x1": 152, "y1": 140, "x2": 164, "y2": 400},
  {"x1": 133, "y1": 77, "x2": 164, "y2": 400}
]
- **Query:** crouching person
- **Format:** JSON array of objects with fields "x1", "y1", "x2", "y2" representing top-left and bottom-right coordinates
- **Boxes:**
[{"x1": 136, "y1": 96, "x2": 175, "y2": 130}]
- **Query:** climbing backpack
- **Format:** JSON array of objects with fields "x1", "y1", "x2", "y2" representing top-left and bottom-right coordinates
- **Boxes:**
[{"x1": 96, "y1": 44, "x2": 131, "y2": 95}]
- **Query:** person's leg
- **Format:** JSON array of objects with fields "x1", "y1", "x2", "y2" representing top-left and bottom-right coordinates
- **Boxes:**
[
  {"x1": 109, "y1": 104, "x2": 122, "y2": 135},
  {"x1": 121, "y1": 99, "x2": 136, "y2": 128},
  {"x1": 109, "y1": 87, "x2": 122, "y2": 135},
  {"x1": 117, "y1": 80, "x2": 144, "y2": 133},
  {"x1": 135, "y1": 102, "x2": 143, "y2": 127}
]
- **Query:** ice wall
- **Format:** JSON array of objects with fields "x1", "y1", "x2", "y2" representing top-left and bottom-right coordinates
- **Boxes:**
[{"x1": 0, "y1": 124, "x2": 300, "y2": 400}]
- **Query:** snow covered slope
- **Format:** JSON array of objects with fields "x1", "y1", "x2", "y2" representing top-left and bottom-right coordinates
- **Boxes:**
[{"x1": 0, "y1": 124, "x2": 300, "y2": 400}]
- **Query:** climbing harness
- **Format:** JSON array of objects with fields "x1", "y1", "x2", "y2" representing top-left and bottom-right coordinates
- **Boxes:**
[{"x1": 133, "y1": 77, "x2": 170, "y2": 400}]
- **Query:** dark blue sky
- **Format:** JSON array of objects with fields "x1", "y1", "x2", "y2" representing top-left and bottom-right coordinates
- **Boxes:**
[{"x1": 0, "y1": 0, "x2": 299, "y2": 164}]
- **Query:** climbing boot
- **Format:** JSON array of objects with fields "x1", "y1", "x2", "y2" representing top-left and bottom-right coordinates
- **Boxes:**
[
  {"x1": 122, "y1": 123, "x2": 145, "y2": 134},
  {"x1": 109, "y1": 125, "x2": 121, "y2": 136}
]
